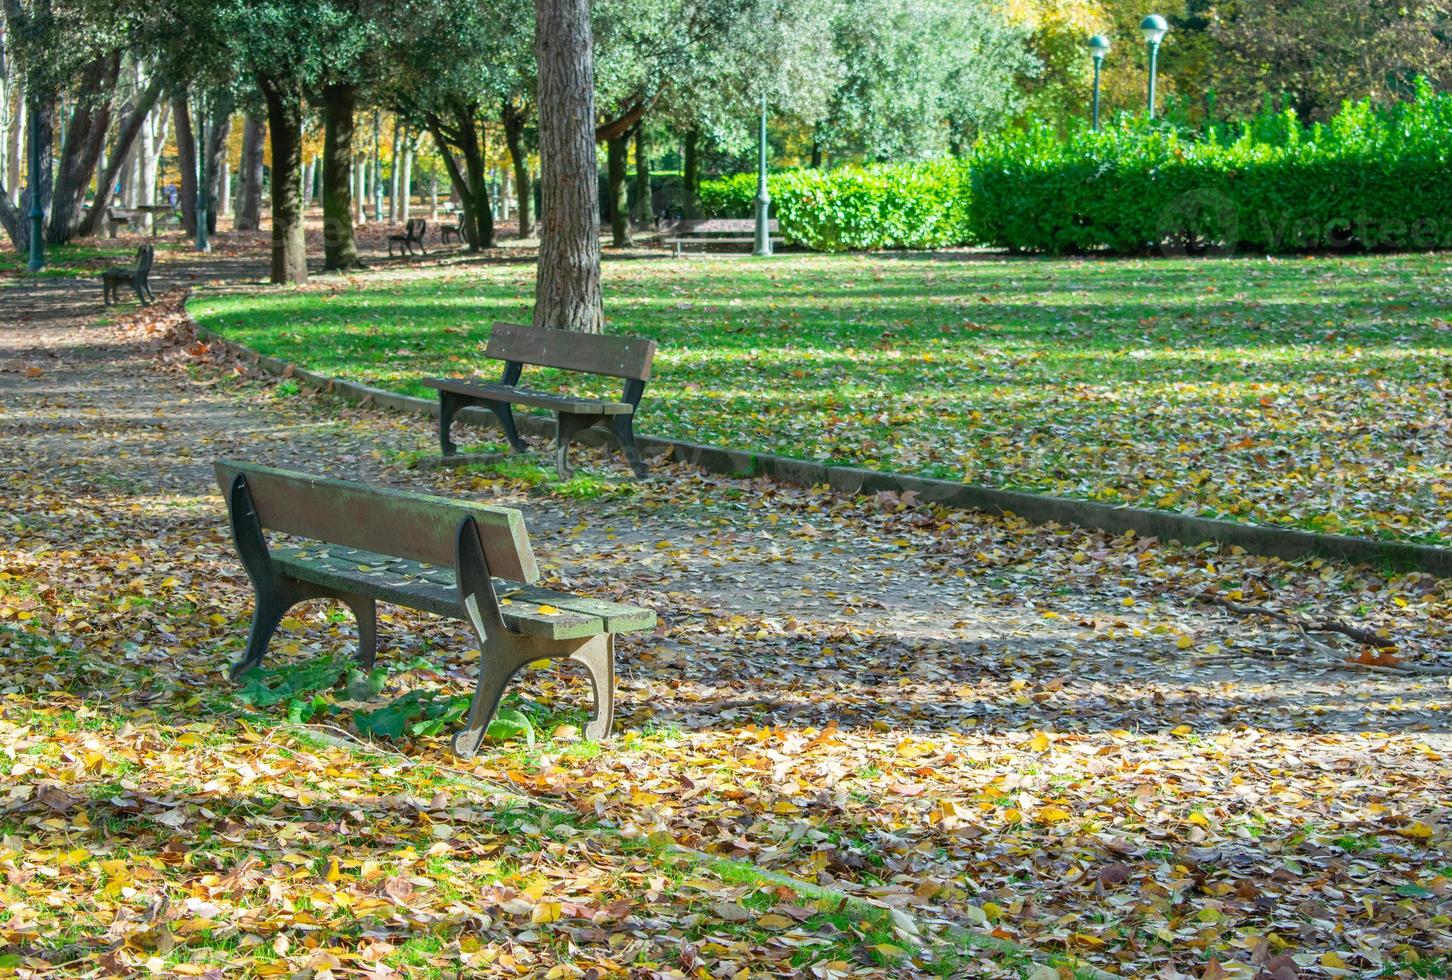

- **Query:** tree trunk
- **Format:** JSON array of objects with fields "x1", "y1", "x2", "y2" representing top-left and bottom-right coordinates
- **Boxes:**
[
  {"x1": 501, "y1": 100, "x2": 533, "y2": 238},
  {"x1": 683, "y1": 128, "x2": 699, "y2": 217},
  {"x1": 6, "y1": 99, "x2": 23, "y2": 207},
  {"x1": 321, "y1": 82, "x2": 363, "y2": 271},
  {"x1": 220, "y1": 161, "x2": 230, "y2": 216},
  {"x1": 137, "y1": 100, "x2": 169, "y2": 232},
  {"x1": 2, "y1": 97, "x2": 53, "y2": 252},
  {"x1": 235, "y1": 112, "x2": 265, "y2": 230},
  {"x1": 533, "y1": 0, "x2": 603, "y2": 333},
  {"x1": 810, "y1": 139, "x2": 822, "y2": 169},
  {"x1": 174, "y1": 96, "x2": 196, "y2": 235},
  {"x1": 388, "y1": 121, "x2": 401, "y2": 222},
  {"x1": 46, "y1": 52, "x2": 120, "y2": 244},
  {"x1": 400, "y1": 135, "x2": 412, "y2": 221},
  {"x1": 428, "y1": 106, "x2": 496, "y2": 252},
  {"x1": 632, "y1": 125, "x2": 649, "y2": 226},
  {"x1": 260, "y1": 76, "x2": 307, "y2": 284},
  {"x1": 606, "y1": 132, "x2": 631, "y2": 247},
  {"x1": 75, "y1": 72, "x2": 164, "y2": 238},
  {"x1": 205, "y1": 105, "x2": 230, "y2": 236}
]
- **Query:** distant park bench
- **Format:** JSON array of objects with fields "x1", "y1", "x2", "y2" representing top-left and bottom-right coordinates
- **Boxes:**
[
  {"x1": 423, "y1": 322, "x2": 656, "y2": 480},
  {"x1": 662, "y1": 218, "x2": 780, "y2": 257},
  {"x1": 215, "y1": 461, "x2": 655, "y2": 755},
  {"x1": 100, "y1": 244, "x2": 155, "y2": 306},
  {"x1": 105, "y1": 207, "x2": 138, "y2": 238},
  {"x1": 388, "y1": 218, "x2": 428, "y2": 256},
  {"x1": 440, "y1": 212, "x2": 465, "y2": 245}
]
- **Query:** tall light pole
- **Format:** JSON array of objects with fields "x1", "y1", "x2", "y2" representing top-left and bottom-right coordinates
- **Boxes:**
[
  {"x1": 753, "y1": 93, "x2": 771, "y2": 256},
  {"x1": 1089, "y1": 34, "x2": 1110, "y2": 131},
  {"x1": 25, "y1": 97, "x2": 44, "y2": 273},
  {"x1": 1141, "y1": 14, "x2": 1168, "y2": 119},
  {"x1": 195, "y1": 96, "x2": 210, "y2": 252}
]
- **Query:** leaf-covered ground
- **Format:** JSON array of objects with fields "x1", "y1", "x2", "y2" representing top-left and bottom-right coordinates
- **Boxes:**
[
  {"x1": 2, "y1": 246, "x2": 1450, "y2": 978},
  {"x1": 188, "y1": 247, "x2": 1452, "y2": 544}
]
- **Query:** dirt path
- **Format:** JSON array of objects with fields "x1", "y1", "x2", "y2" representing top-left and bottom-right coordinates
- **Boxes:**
[{"x1": 2, "y1": 245, "x2": 1449, "y2": 977}]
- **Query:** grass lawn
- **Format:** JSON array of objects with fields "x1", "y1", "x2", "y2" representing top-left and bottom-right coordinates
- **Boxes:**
[
  {"x1": 0, "y1": 239, "x2": 182, "y2": 280},
  {"x1": 190, "y1": 250, "x2": 1452, "y2": 544}
]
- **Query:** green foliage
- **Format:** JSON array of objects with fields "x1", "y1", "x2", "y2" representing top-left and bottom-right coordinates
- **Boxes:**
[
  {"x1": 235, "y1": 654, "x2": 352, "y2": 708},
  {"x1": 353, "y1": 693, "x2": 533, "y2": 744},
  {"x1": 970, "y1": 82, "x2": 1452, "y2": 254},
  {"x1": 700, "y1": 162, "x2": 972, "y2": 251}
]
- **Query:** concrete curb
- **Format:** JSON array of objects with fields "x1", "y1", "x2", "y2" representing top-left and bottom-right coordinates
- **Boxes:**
[{"x1": 196, "y1": 325, "x2": 1451, "y2": 578}]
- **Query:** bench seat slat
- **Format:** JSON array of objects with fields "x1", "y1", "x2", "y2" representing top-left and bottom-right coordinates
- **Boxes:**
[
  {"x1": 422, "y1": 378, "x2": 633, "y2": 415},
  {"x1": 271, "y1": 547, "x2": 655, "y2": 640}
]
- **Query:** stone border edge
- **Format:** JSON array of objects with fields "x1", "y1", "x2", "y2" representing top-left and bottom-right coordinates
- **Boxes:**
[{"x1": 195, "y1": 324, "x2": 1451, "y2": 579}]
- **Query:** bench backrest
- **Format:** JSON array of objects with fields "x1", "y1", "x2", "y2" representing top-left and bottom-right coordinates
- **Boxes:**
[
  {"x1": 215, "y1": 461, "x2": 540, "y2": 583},
  {"x1": 485, "y1": 322, "x2": 656, "y2": 382},
  {"x1": 135, "y1": 244, "x2": 155, "y2": 275},
  {"x1": 407, "y1": 218, "x2": 425, "y2": 240},
  {"x1": 665, "y1": 218, "x2": 777, "y2": 235}
]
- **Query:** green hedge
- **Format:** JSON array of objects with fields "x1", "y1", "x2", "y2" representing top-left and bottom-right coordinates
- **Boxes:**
[
  {"x1": 697, "y1": 162, "x2": 973, "y2": 252},
  {"x1": 970, "y1": 83, "x2": 1452, "y2": 254}
]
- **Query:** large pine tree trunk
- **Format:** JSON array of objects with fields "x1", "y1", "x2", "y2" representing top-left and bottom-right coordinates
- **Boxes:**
[
  {"x1": 261, "y1": 76, "x2": 307, "y2": 284},
  {"x1": 174, "y1": 96, "x2": 197, "y2": 235},
  {"x1": 501, "y1": 100, "x2": 532, "y2": 238},
  {"x1": 75, "y1": 73, "x2": 164, "y2": 238},
  {"x1": 632, "y1": 125, "x2": 650, "y2": 226},
  {"x1": 235, "y1": 113, "x2": 265, "y2": 230},
  {"x1": 321, "y1": 82, "x2": 363, "y2": 270},
  {"x1": 46, "y1": 53, "x2": 120, "y2": 244},
  {"x1": 533, "y1": 0, "x2": 602, "y2": 333},
  {"x1": 606, "y1": 133, "x2": 631, "y2": 246}
]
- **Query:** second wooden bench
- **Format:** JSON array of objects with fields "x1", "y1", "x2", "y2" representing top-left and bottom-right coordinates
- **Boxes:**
[{"x1": 423, "y1": 322, "x2": 657, "y2": 480}]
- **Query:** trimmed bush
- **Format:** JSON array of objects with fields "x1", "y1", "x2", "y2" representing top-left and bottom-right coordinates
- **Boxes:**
[
  {"x1": 697, "y1": 161, "x2": 973, "y2": 252},
  {"x1": 970, "y1": 83, "x2": 1452, "y2": 254}
]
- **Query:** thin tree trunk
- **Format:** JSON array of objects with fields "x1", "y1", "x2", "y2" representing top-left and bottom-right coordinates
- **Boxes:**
[
  {"x1": 632, "y1": 125, "x2": 649, "y2": 226},
  {"x1": 220, "y1": 160, "x2": 230, "y2": 216},
  {"x1": 6, "y1": 99, "x2": 23, "y2": 207},
  {"x1": 810, "y1": 139, "x2": 822, "y2": 168},
  {"x1": 321, "y1": 82, "x2": 363, "y2": 270},
  {"x1": 75, "y1": 72, "x2": 164, "y2": 238},
  {"x1": 388, "y1": 121, "x2": 401, "y2": 222},
  {"x1": 174, "y1": 96, "x2": 196, "y2": 235},
  {"x1": 533, "y1": 0, "x2": 603, "y2": 333},
  {"x1": 428, "y1": 106, "x2": 495, "y2": 252},
  {"x1": 501, "y1": 100, "x2": 533, "y2": 238},
  {"x1": 204, "y1": 104, "x2": 230, "y2": 236},
  {"x1": 683, "y1": 128, "x2": 699, "y2": 217},
  {"x1": 260, "y1": 76, "x2": 307, "y2": 284},
  {"x1": 235, "y1": 112, "x2": 264, "y2": 230},
  {"x1": 138, "y1": 100, "x2": 168, "y2": 232},
  {"x1": 606, "y1": 132, "x2": 631, "y2": 247},
  {"x1": 46, "y1": 52, "x2": 120, "y2": 244},
  {"x1": 400, "y1": 135, "x2": 412, "y2": 221}
]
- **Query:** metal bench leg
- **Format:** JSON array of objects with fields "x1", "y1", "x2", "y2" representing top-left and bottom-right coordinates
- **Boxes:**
[
  {"x1": 567, "y1": 634, "x2": 616, "y2": 740},
  {"x1": 131, "y1": 275, "x2": 147, "y2": 306},
  {"x1": 438, "y1": 391, "x2": 464, "y2": 456},
  {"x1": 231, "y1": 590, "x2": 290, "y2": 681},
  {"x1": 609, "y1": 414, "x2": 648, "y2": 479},
  {"x1": 343, "y1": 595, "x2": 378, "y2": 669},
  {"x1": 554, "y1": 412, "x2": 598, "y2": 481},
  {"x1": 481, "y1": 399, "x2": 529, "y2": 453}
]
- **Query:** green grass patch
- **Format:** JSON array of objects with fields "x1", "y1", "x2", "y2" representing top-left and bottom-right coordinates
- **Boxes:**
[{"x1": 189, "y1": 251, "x2": 1452, "y2": 543}]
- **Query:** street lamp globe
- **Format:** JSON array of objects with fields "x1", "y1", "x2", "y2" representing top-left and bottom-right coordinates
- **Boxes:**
[
  {"x1": 1140, "y1": 14, "x2": 1168, "y2": 45},
  {"x1": 1088, "y1": 34, "x2": 1111, "y2": 60}
]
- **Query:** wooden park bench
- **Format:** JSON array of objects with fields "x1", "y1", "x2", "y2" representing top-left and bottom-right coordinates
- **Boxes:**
[
  {"x1": 105, "y1": 207, "x2": 139, "y2": 238},
  {"x1": 101, "y1": 244, "x2": 155, "y2": 306},
  {"x1": 215, "y1": 461, "x2": 655, "y2": 756},
  {"x1": 663, "y1": 218, "x2": 779, "y2": 257},
  {"x1": 440, "y1": 212, "x2": 465, "y2": 245},
  {"x1": 388, "y1": 218, "x2": 428, "y2": 256},
  {"x1": 423, "y1": 322, "x2": 656, "y2": 480}
]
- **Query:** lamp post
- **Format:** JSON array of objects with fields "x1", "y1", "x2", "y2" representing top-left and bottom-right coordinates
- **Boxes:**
[
  {"x1": 1141, "y1": 14, "x2": 1168, "y2": 119},
  {"x1": 195, "y1": 97, "x2": 210, "y2": 252},
  {"x1": 26, "y1": 97, "x2": 44, "y2": 273},
  {"x1": 753, "y1": 93, "x2": 771, "y2": 257},
  {"x1": 1088, "y1": 34, "x2": 1110, "y2": 131}
]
